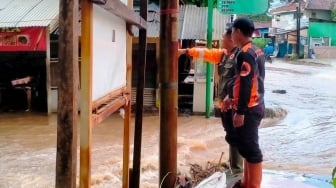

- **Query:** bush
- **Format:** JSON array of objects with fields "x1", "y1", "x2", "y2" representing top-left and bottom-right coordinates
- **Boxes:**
[
  {"x1": 252, "y1": 38, "x2": 271, "y2": 49},
  {"x1": 289, "y1": 54, "x2": 298, "y2": 60}
]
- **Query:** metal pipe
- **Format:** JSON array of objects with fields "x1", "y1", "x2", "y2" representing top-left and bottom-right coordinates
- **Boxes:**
[
  {"x1": 206, "y1": 0, "x2": 214, "y2": 118},
  {"x1": 79, "y1": 0, "x2": 93, "y2": 187}
]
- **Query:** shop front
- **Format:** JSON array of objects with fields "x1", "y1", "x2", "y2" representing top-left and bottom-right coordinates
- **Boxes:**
[{"x1": 0, "y1": 27, "x2": 49, "y2": 112}]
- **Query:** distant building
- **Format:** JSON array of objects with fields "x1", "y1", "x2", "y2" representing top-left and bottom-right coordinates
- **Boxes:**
[{"x1": 269, "y1": 1, "x2": 309, "y2": 57}]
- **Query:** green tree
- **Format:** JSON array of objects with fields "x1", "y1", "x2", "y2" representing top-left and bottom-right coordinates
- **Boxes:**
[
  {"x1": 331, "y1": 7, "x2": 336, "y2": 21},
  {"x1": 246, "y1": 14, "x2": 272, "y2": 22},
  {"x1": 252, "y1": 38, "x2": 271, "y2": 49}
]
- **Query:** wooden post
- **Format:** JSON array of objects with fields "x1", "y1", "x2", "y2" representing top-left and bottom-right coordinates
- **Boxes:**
[
  {"x1": 80, "y1": 0, "x2": 93, "y2": 187},
  {"x1": 159, "y1": 0, "x2": 178, "y2": 187},
  {"x1": 56, "y1": 0, "x2": 79, "y2": 187},
  {"x1": 46, "y1": 26, "x2": 52, "y2": 114},
  {"x1": 122, "y1": 0, "x2": 133, "y2": 187},
  {"x1": 130, "y1": 0, "x2": 147, "y2": 187}
]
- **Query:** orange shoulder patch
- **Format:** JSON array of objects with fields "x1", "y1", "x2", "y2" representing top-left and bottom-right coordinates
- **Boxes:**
[{"x1": 240, "y1": 61, "x2": 251, "y2": 76}]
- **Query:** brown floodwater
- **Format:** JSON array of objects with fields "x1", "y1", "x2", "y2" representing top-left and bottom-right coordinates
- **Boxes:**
[{"x1": 1, "y1": 60, "x2": 335, "y2": 187}]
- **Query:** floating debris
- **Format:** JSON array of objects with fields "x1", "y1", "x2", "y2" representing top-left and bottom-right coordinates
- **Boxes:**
[{"x1": 189, "y1": 152, "x2": 228, "y2": 187}]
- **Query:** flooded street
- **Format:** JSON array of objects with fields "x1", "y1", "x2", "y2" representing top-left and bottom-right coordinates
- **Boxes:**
[
  {"x1": 0, "y1": 59, "x2": 335, "y2": 187},
  {"x1": 262, "y1": 59, "x2": 336, "y2": 175}
]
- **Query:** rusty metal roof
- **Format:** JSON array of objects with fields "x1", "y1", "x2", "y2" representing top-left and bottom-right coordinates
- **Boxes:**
[
  {"x1": 132, "y1": 10, "x2": 160, "y2": 38},
  {"x1": 133, "y1": 5, "x2": 230, "y2": 40},
  {"x1": 306, "y1": 0, "x2": 336, "y2": 10},
  {"x1": 180, "y1": 5, "x2": 230, "y2": 40},
  {"x1": 270, "y1": 1, "x2": 306, "y2": 14},
  {"x1": 0, "y1": 0, "x2": 59, "y2": 31}
]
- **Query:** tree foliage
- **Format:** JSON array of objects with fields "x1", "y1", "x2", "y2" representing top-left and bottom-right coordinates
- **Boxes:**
[
  {"x1": 246, "y1": 14, "x2": 272, "y2": 22},
  {"x1": 332, "y1": 7, "x2": 336, "y2": 21}
]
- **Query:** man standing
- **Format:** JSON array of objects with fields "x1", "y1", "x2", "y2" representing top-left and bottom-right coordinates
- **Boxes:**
[
  {"x1": 230, "y1": 17, "x2": 265, "y2": 188},
  {"x1": 178, "y1": 27, "x2": 244, "y2": 179},
  {"x1": 217, "y1": 27, "x2": 243, "y2": 177}
]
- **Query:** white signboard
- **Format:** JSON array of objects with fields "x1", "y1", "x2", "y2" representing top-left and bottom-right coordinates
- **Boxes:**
[{"x1": 92, "y1": 5, "x2": 126, "y2": 100}]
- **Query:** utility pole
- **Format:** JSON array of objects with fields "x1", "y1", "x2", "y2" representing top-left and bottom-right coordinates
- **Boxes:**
[
  {"x1": 56, "y1": 0, "x2": 78, "y2": 187},
  {"x1": 296, "y1": 0, "x2": 301, "y2": 58},
  {"x1": 159, "y1": 0, "x2": 178, "y2": 187}
]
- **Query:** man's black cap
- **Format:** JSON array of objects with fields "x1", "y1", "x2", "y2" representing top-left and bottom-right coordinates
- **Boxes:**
[{"x1": 232, "y1": 17, "x2": 255, "y2": 36}]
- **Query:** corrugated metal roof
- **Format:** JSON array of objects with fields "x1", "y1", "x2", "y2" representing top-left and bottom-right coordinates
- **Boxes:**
[
  {"x1": 0, "y1": 0, "x2": 59, "y2": 31},
  {"x1": 180, "y1": 5, "x2": 229, "y2": 40},
  {"x1": 306, "y1": 0, "x2": 336, "y2": 10},
  {"x1": 132, "y1": 10, "x2": 160, "y2": 38},
  {"x1": 254, "y1": 21, "x2": 272, "y2": 29},
  {"x1": 270, "y1": 1, "x2": 306, "y2": 14},
  {"x1": 133, "y1": 5, "x2": 229, "y2": 40}
]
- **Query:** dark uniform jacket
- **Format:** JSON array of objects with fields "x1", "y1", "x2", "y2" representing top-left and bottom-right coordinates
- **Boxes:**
[
  {"x1": 232, "y1": 42, "x2": 265, "y2": 115},
  {"x1": 218, "y1": 47, "x2": 239, "y2": 100}
]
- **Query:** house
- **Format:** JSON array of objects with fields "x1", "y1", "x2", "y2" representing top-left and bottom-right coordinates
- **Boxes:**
[
  {"x1": 305, "y1": 0, "x2": 336, "y2": 21},
  {"x1": 253, "y1": 21, "x2": 272, "y2": 38},
  {"x1": 271, "y1": 1, "x2": 308, "y2": 30},
  {"x1": 0, "y1": 0, "x2": 59, "y2": 112},
  {"x1": 0, "y1": 0, "x2": 145, "y2": 113},
  {"x1": 269, "y1": 0, "x2": 309, "y2": 57},
  {"x1": 305, "y1": 0, "x2": 336, "y2": 50}
]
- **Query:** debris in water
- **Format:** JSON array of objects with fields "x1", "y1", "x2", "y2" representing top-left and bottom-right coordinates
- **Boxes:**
[{"x1": 188, "y1": 152, "x2": 228, "y2": 187}]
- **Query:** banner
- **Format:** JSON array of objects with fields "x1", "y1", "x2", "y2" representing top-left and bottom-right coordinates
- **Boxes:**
[{"x1": 0, "y1": 27, "x2": 47, "y2": 51}]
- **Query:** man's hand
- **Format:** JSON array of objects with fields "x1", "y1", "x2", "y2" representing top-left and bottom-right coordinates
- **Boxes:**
[
  {"x1": 221, "y1": 95, "x2": 232, "y2": 112},
  {"x1": 233, "y1": 113, "x2": 244, "y2": 127}
]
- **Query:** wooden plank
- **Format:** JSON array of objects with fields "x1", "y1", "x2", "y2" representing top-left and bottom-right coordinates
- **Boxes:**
[
  {"x1": 92, "y1": 96, "x2": 129, "y2": 125},
  {"x1": 80, "y1": 0, "x2": 93, "y2": 187},
  {"x1": 92, "y1": 86, "x2": 126, "y2": 110},
  {"x1": 97, "y1": 0, "x2": 147, "y2": 29}
]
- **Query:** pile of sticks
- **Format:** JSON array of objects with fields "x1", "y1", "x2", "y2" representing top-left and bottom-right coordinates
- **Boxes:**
[{"x1": 189, "y1": 152, "x2": 228, "y2": 186}]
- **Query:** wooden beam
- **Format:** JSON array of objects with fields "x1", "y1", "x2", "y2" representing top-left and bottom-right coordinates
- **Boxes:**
[
  {"x1": 92, "y1": 86, "x2": 126, "y2": 110},
  {"x1": 80, "y1": 0, "x2": 93, "y2": 187},
  {"x1": 92, "y1": 95, "x2": 129, "y2": 125},
  {"x1": 46, "y1": 27, "x2": 52, "y2": 114},
  {"x1": 130, "y1": 0, "x2": 147, "y2": 187},
  {"x1": 96, "y1": 0, "x2": 147, "y2": 29},
  {"x1": 159, "y1": 0, "x2": 178, "y2": 187},
  {"x1": 56, "y1": 0, "x2": 79, "y2": 187},
  {"x1": 123, "y1": 1, "x2": 133, "y2": 187}
]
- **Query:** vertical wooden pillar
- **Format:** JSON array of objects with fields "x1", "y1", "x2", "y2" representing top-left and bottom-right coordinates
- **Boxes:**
[
  {"x1": 131, "y1": 0, "x2": 147, "y2": 187},
  {"x1": 159, "y1": 0, "x2": 178, "y2": 187},
  {"x1": 45, "y1": 27, "x2": 52, "y2": 114},
  {"x1": 122, "y1": 0, "x2": 133, "y2": 187},
  {"x1": 80, "y1": 0, "x2": 93, "y2": 187},
  {"x1": 56, "y1": 0, "x2": 79, "y2": 187}
]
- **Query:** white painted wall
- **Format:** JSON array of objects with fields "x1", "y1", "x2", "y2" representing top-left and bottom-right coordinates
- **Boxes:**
[
  {"x1": 272, "y1": 12, "x2": 309, "y2": 30},
  {"x1": 92, "y1": 4, "x2": 126, "y2": 101}
]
